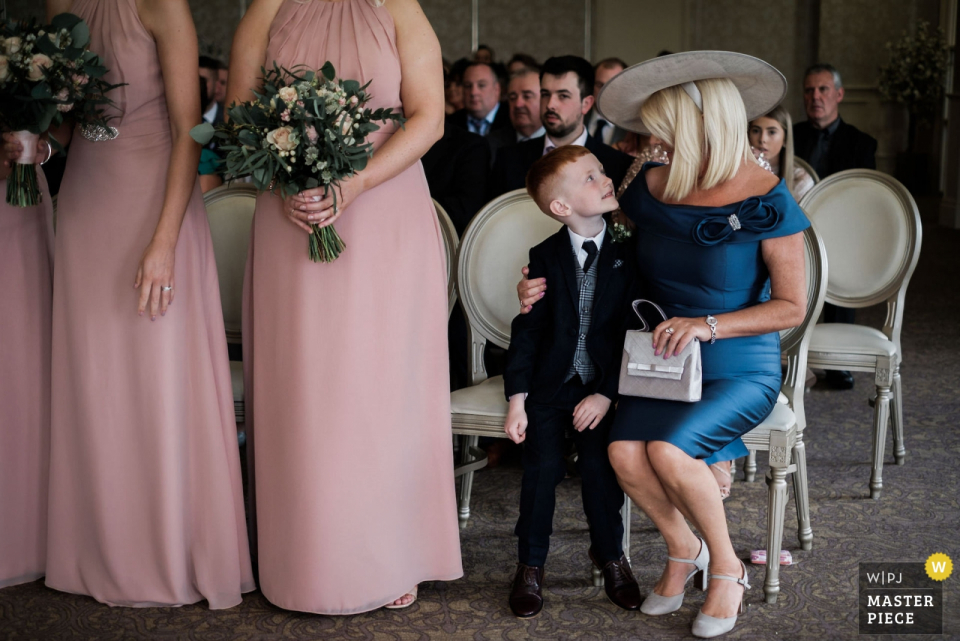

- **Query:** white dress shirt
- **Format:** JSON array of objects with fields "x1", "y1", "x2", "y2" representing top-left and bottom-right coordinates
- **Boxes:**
[
  {"x1": 203, "y1": 102, "x2": 219, "y2": 124},
  {"x1": 586, "y1": 110, "x2": 616, "y2": 146},
  {"x1": 567, "y1": 221, "x2": 606, "y2": 269},
  {"x1": 468, "y1": 102, "x2": 501, "y2": 136},
  {"x1": 543, "y1": 126, "x2": 589, "y2": 156},
  {"x1": 518, "y1": 126, "x2": 545, "y2": 143}
]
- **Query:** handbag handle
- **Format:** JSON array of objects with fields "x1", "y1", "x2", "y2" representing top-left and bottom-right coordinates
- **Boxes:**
[{"x1": 631, "y1": 299, "x2": 668, "y2": 332}]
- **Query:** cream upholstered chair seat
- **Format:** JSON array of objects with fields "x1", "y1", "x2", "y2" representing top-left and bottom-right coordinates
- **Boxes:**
[
  {"x1": 452, "y1": 189, "x2": 633, "y2": 583},
  {"x1": 738, "y1": 223, "x2": 828, "y2": 604},
  {"x1": 450, "y1": 376, "x2": 508, "y2": 417},
  {"x1": 203, "y1": 183, "x2": 257, "y2": 425},
  {"x1": 799, "y1": 169, "x2": 921, "y2": 500},
  {"x1": 808, "y1": 325, "x2": 897, "y2": 359}
]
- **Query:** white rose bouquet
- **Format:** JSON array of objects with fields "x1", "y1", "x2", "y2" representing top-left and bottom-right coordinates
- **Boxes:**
[
  {"x1": 191, "y1": 63, "x2": 405, "y2": 263},
  {"x1": 0, "y1": 13, "x2": 120, "y2": 206}
]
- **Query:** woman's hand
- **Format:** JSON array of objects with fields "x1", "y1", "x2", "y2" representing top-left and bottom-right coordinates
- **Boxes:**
[
  {"x1": 517, "y1": 266, "x2": 546, "y2": 314},
  {"x1": 652, "y1": 316, "x2": 712, "y2": 358},
  {"x1": 135, "y1": 239, "x2": 177, "y2": 320},
  {"x1": 2, "y1": 132, "x2": 48, "y2": 167},
  {"x1": 282, "y1": 175, "x2": 365, "y2": 234}
]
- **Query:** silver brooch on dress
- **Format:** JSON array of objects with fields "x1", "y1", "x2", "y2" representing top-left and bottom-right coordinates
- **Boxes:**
[
  {"x1": 727, "y1": 214, "x2": 742, "y2": 231},
  {"x1": 80, "y1": 124, "x2": 119, "y2": 142}
]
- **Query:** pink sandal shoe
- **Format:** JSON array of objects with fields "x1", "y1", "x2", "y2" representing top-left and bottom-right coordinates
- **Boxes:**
[{"x1": 384, "y1": 585, "x2": 418, "y2": 610}]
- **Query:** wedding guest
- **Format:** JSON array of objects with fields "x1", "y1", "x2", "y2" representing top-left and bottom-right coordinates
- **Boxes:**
[
  {"x1": 750, "y1": 105, "x2": 814, "y2": 201},
  {"x1": 447, "y1": 62, "x2": 511, "y2": 136},
  {"x1": 216, "y1": 64, "x2": 229, "y2": 107},
  {"x1": 474, "y1": 43, "x2": 495, "y2": 64},
  {"x1": 503, "y1": 145, "x2": 641, "y2": 618},
  {"x1": 488, "y1": 55, "x2": 632, "y2": 199},
  {"x1": 586, "y1": 57, "x2": 628, "y2": 146},
  {"x1": 794, "y1": 63, "x2": 877, "y2": 390},
  {"x1": 486, "y1": 67, "x2": 545, "y2": 163},
  {"x1": 445, "y1": 57, "x2": 469, "y2": 115},
  {"x1": 228, "y1": 0, "x2": 462, "y2": 613},
  {"x1": 199, "y1": 55, "x2": 225, "y2": 125},
  {"x1": 7, "y1": 0, "x2": 255, "y2": 608},
  {"x1": 0, "y1": 156, "x2": 53, "y2": 589},
  {"x1": 507, "y1": 52, "x2": 539, "y2": 75},
  {"x1": 518, "y1": 52, "x2": 808, "y2": 638},
  {"x1": 198, "y1": 78, "x2": 223, "y2": 192}
]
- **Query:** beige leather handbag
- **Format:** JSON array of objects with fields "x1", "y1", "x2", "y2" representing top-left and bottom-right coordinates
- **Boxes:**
[{"x1": 618, "y1": 300, "x2": 702, "y2": 402}]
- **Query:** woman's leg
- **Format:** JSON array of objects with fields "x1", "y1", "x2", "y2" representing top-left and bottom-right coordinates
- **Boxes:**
[
  {"x1": 608, "y1": 441, "x2": 703, "y2": 597},
  {"x1": 645, "y1": 441, "x2": 746, "y2": 618}
]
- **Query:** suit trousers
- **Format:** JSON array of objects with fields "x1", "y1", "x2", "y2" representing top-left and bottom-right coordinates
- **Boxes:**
[{"x1": 515, "y1": 376, "x2": 624, "y2": 567}]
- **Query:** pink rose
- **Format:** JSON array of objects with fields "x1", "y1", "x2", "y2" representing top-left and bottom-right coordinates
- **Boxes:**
[
  {"x1": 305, "y1": 125, "x2": 319, "y2": 144},
  {"x1": 4, "y1": 37, "x2": 22, "y2": 55},
  {"x1": 265, "y1": 126, "x2": 299, "y2": 151},
  {"x1": 278, "y1": 86, "x2": 298, "y2": 103},
  {"x1": 280, "y1": 109, "x2": 291, "y2": 122},
  {"x1": 27, "y1": 53, "x2": 52, "y2": 82},
  {"x1": 336, "y1": 113, "x2": 353, "y2": 135},
  {"x1": 72, "y1": 72, "x2": 90, "y2": 86},
  {"x1": 349, "y1": 95, "x2": 359, "y2": 107}
]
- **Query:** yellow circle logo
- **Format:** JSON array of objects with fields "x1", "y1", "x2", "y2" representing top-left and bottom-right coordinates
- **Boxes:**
[{"x1": 925, "y1": 553, "x2": 953, "y2": 581}]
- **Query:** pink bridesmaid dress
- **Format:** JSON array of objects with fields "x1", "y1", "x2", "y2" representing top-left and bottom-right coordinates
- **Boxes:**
[
  {"x1": 0, "y1": 169, "x2": 53, "y2": 588},
  {"x1": 44, "y1": 0, "x2": 254, "y2": 608},
  {"x1": 245, "y1": 0, "x2": 463, "y2": 614}
]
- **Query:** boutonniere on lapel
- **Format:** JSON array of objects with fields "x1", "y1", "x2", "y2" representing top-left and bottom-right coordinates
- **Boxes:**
[
  {"x1": 608, "y1": 210, "x2": 633, "y2": 243},
  {"x1": 613, "y1": 259, "x2": 624, "y2": 269}
]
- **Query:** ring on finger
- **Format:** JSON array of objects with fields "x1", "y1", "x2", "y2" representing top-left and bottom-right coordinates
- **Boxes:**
[{"x1": 664, "y1": 327, "x2": 675, "y2": 335}]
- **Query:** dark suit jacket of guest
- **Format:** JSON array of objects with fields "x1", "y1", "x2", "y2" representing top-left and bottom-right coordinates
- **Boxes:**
[
  {"x1": 421, "y1": 124, "x2": 491, "y2": 236},
  {"x1": 504, "y1": 227, "x2": 637, "y2": 404},
  {"x1": 793, "y1": 118, "x2": 877, "y2": 178},
  {"x1": 485, "y1": 125, "x2": 519, "y2": 167},
  {"x1": 446, "y1": 102, "x2": 513, "y2": 136},
  {"x1": 488, "y1": 133, "x2": 633, "y2": 200}
]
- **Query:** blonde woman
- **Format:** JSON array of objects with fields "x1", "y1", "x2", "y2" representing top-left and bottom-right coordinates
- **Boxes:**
[
  {"x1": 749, "y1": 104, "x2": 815, "y2": 201},
  {"x1": 227, "y1": 0, "x2": 462, "y2": 614},
  {"x1": 518, "y1": 53, "x2": 808, "y2": 637}
]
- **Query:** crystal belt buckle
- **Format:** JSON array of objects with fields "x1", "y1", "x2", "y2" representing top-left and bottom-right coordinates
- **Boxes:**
[{"x1": 80, "y1": 124, "x2": 119, "y2": 142}]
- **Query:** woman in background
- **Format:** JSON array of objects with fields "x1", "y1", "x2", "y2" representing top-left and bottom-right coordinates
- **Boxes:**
[{"x1": 749, "y1": 105, "x2": 814, "y2": 202}]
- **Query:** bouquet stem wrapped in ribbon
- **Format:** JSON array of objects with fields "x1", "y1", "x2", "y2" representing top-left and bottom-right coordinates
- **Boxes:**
[
  {"x1": 0, "y1": 13, "x2": 121, "y2": 206},
  {"x1": 191, "y1": 63, "x2": 405, "y2": 263}
]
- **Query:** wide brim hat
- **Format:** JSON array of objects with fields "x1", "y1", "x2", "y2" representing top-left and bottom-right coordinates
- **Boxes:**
[{"x1": 596, "y1": 51, "x2": 787, "y2": 135}]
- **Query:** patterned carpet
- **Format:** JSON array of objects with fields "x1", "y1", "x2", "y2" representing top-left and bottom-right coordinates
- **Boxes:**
[{"x1": 1, "y1": 215, "x2": 958, "y2": 640}]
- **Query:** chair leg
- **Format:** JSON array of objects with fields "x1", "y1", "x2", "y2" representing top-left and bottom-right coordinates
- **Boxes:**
[
  {"x1": 792, "y1": 433, "x2": 813, "y2": 551},
  {"x1": 622, "y1": 494, "x2": 631, "y2": 566},
  {"x1": 745, "y1": 450, "x2": 758, "y2": 482},
  {"x1": 891, "y1": 364, "x2": 905, "y2": 465},
  {"x1": 870, "y1": 384, "x2": 892, "y2": 500},
  {"x1": 764, "y1": 464, "x2": 789, "y2": 604},
  {"x1": 458, "y1": 435, "x2": 479, "y2": 527}
]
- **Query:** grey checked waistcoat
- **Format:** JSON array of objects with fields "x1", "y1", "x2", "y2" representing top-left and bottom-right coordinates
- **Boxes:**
[{"x1": 565, "y1": 245, "x2": 599, "y2": 384}]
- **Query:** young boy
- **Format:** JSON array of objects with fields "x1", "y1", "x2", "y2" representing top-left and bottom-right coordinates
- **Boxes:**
[{"x1": 503, "y1": 145, "x2": 640, "y2": 618}]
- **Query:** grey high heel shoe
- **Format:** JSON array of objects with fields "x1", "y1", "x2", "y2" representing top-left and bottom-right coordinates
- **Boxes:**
[
  {"x1": 639, "y1": 537, "x2": 709, "y2": 616},
  {"x1": 691, "y1": 560, "x2": 751, "y2": 638}
]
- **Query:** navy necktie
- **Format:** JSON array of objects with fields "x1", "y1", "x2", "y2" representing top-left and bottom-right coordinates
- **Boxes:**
[
  {"x1": 582, "y1": 240, "x2": 599, "y2": 273},
  {"x1": 594, "y1": 119, "x2": 609, "y2": 142}
]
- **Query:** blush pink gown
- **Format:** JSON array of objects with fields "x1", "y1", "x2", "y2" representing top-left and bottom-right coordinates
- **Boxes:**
[
  {"x1": 43, "y1": 0, "x2": 254, "y2": 608},
  {"x1": 0, "y1": 170, "x2": 53, "y2": 588},
  {"x1": 244, "y1": 0, "x2": 462, "y2": 614}
]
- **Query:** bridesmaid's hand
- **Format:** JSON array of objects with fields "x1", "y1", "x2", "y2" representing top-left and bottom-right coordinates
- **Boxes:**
[
  {"x1": 135, "y1": 240, "x2": 176, "y2": 321},
  {"x1": 282, "y1": 175, "x2": 365, "y2": 234},
  {"x1": 517, "y1": 266, "x2": 546, "y2": 314},
  {"x1": 652, "y1": 317, "x2": 712, "y2": 358},
  {"x1": 2, "y1": 132, "x2": 48, "y2": 167}
]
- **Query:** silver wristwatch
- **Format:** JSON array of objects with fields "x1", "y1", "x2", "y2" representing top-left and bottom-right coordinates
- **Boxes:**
[{"x1": 705, "y1": 315, "x2": 718, "y2": 344}]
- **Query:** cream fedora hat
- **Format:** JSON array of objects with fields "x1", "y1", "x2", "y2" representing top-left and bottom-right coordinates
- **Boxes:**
[{"x1": 596, "y1": 51, "x2": 787, "y2": 135}]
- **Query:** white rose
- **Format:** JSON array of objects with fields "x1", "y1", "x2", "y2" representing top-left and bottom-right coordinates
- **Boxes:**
[
  {"x1": 27, "y1": 53, "x2": 52, "y2": 82},
  {"x1": 4, "y1": 37, "x2": 22, "y2": 55},
  {"x1": 265, "y1": 126, "x2": 299, "y2": 151},
  {"x1": 278, "y1": 86, "x2": 298, "y2": 103},
  {"x1": 0, "y1": 56, "x2": 9, "y2": 83}
]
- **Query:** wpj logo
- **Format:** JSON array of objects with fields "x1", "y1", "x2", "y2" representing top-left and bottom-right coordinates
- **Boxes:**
[{"x1": 859, "y1": 563, "x2": 942, "y2": 635}]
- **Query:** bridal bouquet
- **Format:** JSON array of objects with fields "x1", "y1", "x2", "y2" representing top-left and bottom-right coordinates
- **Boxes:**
[
  {"x1": 191, "y1": 63, "x2": 405, "y2": 263},
  {"x1": 0, "y1": 13, "x2": 120, "y2": 206}
]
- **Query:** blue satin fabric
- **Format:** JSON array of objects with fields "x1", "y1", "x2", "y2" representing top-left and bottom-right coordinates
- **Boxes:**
[{"x1": 611, "y1": 163, "x2": 810, "y2": 461}]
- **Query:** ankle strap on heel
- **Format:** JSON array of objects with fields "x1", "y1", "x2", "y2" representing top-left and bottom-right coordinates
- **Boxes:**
[{"x1": 708, "y1": 562, "x2": 751, "y2": 590}]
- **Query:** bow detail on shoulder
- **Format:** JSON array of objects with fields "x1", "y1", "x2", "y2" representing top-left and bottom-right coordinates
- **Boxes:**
[{"x1": 692, "y1": 196, "x2": 781, "y2": 246}]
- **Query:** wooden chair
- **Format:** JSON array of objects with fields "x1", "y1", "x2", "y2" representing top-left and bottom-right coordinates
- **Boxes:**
[
  {"x1": 740, "y1": 223, "x2": 828, "y2": 603},
  {"x1": 450, "y1": 189, "x2": 632, "y2": 583},
  {"x1": 433, "y1": 199, "x2": 459, "y2": 318},
  {"x1": 799, "y1": 170, "x2": 922, "y2": 499},
  {"x1": 203, "y1": 183, "x2": 257, "y2": 424}
]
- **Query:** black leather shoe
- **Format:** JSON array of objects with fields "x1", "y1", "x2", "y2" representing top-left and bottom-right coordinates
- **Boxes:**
[
  {"x1": 824, "y1": 370, "x2": 855, "y2": 390},
  {"x1": 589, "y1": 548, "x2": 642, "y2": 610},
  {"x1": 509, "y1": 563, "x2": 544, "y2": 618}
]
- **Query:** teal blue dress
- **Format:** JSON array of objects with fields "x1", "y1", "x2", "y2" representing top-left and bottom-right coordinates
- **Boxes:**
[{"x1": 611, "y1": 164, "x2": 810, "y2": 462}]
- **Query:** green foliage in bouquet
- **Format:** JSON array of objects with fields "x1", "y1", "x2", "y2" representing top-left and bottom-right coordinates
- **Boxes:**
[
  {"x1": 191, "y1": 63, "x2": 405, "y2": 262},
  {"x1": 0, "y1": 13, "x2": 122, "y2": 206},
  {"x1": 878, "y1": 20, "x2": 948, "y2": 122}
]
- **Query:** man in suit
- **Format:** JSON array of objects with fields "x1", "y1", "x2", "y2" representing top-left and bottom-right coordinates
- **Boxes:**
[
  {"x1": 794, "y1": 63, "x2": 878, "y2": 390},
  {"x1": 446, "y1": 62, "x2": 512, "y2": 137},
  {"x1": 488, "y1": 56, "x2": 633, "y2": 199},
  {"x1": 199, "y1": 56, "x2": 225, "y2": 126},
  {"x1": 585, "y1": 57, "x2": 629, "y2": 147},
  {"x1": 486, "y1": 66, "x2": 545, "y2": 165}
]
